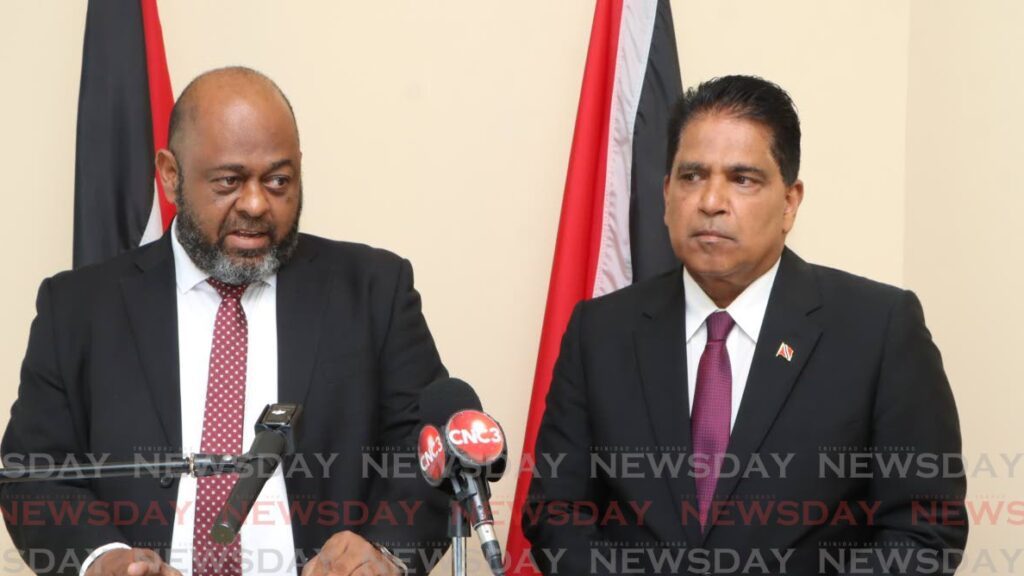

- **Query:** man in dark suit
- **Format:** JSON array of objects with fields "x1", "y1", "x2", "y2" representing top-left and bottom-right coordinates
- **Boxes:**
[
  {"x1": 2, "y1": 68, "x2": 446, "y2": 576},
  {"x1": 524, "y1": 76, "x2": 967, "y2": 574}
]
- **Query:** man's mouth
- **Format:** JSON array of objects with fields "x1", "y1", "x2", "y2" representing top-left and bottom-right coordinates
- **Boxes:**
[
  {"x1": 224, "y1": 229, "x2": 271, "y2": 251},
  {"x1": 691, "y1": 230, "x2": 733, "y2": 241}
]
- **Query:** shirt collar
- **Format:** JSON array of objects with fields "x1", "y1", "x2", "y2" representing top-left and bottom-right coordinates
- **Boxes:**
[
  {"x1": 683, "y1": 256, "x2": 781, "y2": 344},
  {"x1": 169, "y1": 218, "x2": 277, "y2": 294}
]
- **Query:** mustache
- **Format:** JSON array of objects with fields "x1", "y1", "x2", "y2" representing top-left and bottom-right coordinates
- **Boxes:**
[{"x1": 219, "y1": 216, "x2": 274, "y2": 238}]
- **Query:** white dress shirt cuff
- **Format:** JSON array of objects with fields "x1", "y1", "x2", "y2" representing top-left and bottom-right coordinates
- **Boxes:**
[{"x1": 80, "y1": 542, "x2": 131, "y2": 576}]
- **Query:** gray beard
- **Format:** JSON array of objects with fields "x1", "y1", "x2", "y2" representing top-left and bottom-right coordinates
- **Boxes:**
[{"x1": 174, "y1": 185, "x2": 301, "y2": 285}]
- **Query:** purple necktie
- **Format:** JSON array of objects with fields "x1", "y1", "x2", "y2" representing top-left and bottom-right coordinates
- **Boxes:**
[
  {"x1": 691, "y1": 310, "x2": 735, "y2": 529},
  {"x1": 194, "y1": 279, "x2": 248, "y2": 576}
]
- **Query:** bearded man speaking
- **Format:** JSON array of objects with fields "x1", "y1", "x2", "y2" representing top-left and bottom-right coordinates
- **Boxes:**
[{"x1": 1, "y1": 67, "x2": 448, "y2": 576}]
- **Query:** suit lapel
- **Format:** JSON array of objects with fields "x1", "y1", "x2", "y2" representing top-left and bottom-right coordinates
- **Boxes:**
[
  {"x1": 704, "y1": 248, "x2": 822, "y2": 542},
  {"x1": 276, "y1": 236, "x2": 333, "y2": 407},
  {"x1": 635, "y1": 270, "x2": 704, "y2": 546},
  {"x1": 118, "y1": 234, "x2": 333, "y2": 453},
  {"x1": 120, "y1": 235, "x2": 182, "y2": 450}
]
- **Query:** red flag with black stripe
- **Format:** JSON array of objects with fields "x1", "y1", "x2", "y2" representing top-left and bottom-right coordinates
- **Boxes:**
[
  {"x1": 73, "y1": 0, "x2": 175, "y2": 268},
  {"x1": 505, "y1": 1, "x2": 682, "y2": 573}
]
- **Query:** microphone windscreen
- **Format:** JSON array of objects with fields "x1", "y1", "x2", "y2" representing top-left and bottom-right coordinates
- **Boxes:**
[{"x1": 419, "y1": 377, "x2": 482, "y2": 427}]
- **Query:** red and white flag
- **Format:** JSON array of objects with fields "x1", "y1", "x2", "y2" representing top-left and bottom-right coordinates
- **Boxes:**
[{"x1": 505, "y1": 1, "x2": 682, "y2": 573}]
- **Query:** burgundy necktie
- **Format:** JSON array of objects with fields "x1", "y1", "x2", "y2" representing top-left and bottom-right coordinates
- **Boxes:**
[
  {"x1": 194, "y1": 279, "x2": 248, "y2": 576},
  {"x1": 691, "y1": 310, "x2": 735, "y2": 529}
]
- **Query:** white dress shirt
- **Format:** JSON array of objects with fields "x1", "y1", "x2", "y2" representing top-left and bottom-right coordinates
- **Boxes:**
[
  {"x1": 81, "y1": 223, "x2": 297, "y2": 575},
  {"x1": 683, "y1": 257, "x2": 780, "y2": 431}
]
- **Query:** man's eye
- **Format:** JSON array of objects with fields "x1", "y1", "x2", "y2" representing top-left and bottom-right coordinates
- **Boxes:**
[
  {"x1": 680, "y1": 172, "x2": 699, "y2": 182},
  {"x1": 219, "y1": 176, "x2": 240, "y2": 187},
  {"x1": 266, "y1": 175, "x2": 290, "y2": 188}
]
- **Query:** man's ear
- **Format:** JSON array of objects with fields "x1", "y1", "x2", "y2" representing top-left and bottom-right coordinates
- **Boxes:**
[
  {"x1": 782, "y1": 179, "x2": 804, "y2": 234},
  {"x1": 155, "y1": 149, "x2": 180, "y2": 205}
]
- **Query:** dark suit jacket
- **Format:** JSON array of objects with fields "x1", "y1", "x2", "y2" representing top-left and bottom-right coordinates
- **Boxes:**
[
  {"x1": 1, "y1": 233, "x2": 450, "y2": 575},
  {"x1": 524, "y1": 248, "x2": 967, "y2": 575}
]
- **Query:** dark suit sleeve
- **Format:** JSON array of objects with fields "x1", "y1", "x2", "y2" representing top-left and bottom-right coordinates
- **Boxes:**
[
  {"x1": 1, "y1": 278, "x2": 128, "y2": 576},
  {"x1": 523, "y1": 303, "x2": 613, "y2": 575},
  {"x1": 867, "y1": 289, "x2": 967, "y2": 574},
  {"x1": 358, "y1": 258, "x2": 449, "y2": 574}
]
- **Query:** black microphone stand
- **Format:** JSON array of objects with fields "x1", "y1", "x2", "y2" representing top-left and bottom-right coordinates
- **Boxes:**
[
  {"x1": 448, "y1": 472, "x2": 504, "y2": 576},
  {"x1": 0, "y1": 452, "x2": 241, "y2": 485},
  {"x1": 448, "y1": 497, "x2": 470, "y2": 576},
  {"x1": 0, "y1": 403, "x2": 300, "y2": 489},
  {"x1": 448, "y1": 473, "x2": 475, "y2": 573}
]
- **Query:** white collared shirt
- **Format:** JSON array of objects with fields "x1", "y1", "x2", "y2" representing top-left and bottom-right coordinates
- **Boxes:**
[
  {"x1": 683, "y1": 257, "x2": 780, "y2": 431},
  {"x1": 82, "y1": 222, "x2": 297, "y2": 575}
]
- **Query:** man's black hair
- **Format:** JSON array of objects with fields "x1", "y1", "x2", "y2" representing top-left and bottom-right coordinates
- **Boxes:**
[{"x1": 666, "y1": 75, "x2": 801, "y2": 185}]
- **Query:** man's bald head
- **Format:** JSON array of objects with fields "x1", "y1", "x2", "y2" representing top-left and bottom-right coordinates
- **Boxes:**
[
  {"x1": 154, "y1": 66, "x2": 303, "y2": 285},
  {"x1": 167, "y1": 66, "x2": 299, "y2": 158}
]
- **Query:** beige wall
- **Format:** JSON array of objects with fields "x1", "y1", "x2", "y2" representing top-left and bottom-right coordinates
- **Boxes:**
[
  {"x1": 905, "y1": 0, "x2": 1024, "y2": 562},
  {"x1": 677, "y1": 0, "x2": 912, "y2": 286},
  {"x1": 0, "y1": 1, "x2": 1019, "y2": 573}
]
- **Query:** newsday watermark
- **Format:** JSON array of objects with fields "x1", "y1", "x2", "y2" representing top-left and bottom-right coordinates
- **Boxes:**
[
  {"x1": 1, "y1": 449, "x2": 1019, "y2": 481},
  {"x1": 0, "y1": 545, "x2": 1017, "y2": 575},
  {"x1": 0, "y1": 494, "x2": 1019, "y2": 530}
]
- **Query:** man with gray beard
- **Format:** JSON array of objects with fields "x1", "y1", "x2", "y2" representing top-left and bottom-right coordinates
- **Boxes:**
[{"x1": 2, "y1": 67, "x2": 448, "y2": 576}]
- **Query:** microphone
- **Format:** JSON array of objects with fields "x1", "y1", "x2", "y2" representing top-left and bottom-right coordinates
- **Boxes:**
[
  {"x1": 444, "y1": 409, "x2": 507, "y2": 575},
  {"x1": 211, "y1": 403, "x2": 302, "y2": 544},
  {"x1": 418, "y1": 377, "x2": 481, "y2": 493},
  {"x1": 420, "y1": 376, "x2": 483, "y2": 426},
  {"x1": 417, "y1": 378, "x2": 507, "y2": 576}
]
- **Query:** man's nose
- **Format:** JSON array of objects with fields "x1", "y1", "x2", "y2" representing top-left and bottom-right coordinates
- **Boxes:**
[
  {"x1": 698, "y1": 176, "x2": 728, "y2": 216},
  {"x1": 235, "y1": 179, "x2": 270, "y2": 217}
]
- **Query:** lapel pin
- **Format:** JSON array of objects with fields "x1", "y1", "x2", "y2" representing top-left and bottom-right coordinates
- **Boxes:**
[{"x1": 776, "y1": 342, "x2": 794, "y2": 362}]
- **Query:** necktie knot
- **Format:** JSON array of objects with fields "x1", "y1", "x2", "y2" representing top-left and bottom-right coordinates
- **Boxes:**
[
  {"x1": 705, "y1": 311, "x2": 735, "y2": 342},
  {"x1": 207, "y1": 278, "x2": 248, "y2": 301}
]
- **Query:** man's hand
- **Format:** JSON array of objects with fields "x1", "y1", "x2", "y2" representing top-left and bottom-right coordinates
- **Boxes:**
[
  {"x1": 86, "y1": 548, "x2": 181, "y2": 576},
  {"x1": 302, "y1": 531, "x2": 403, "y2": 576}
]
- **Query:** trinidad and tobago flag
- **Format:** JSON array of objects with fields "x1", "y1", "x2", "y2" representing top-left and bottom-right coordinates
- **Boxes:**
[
  {"x1": 73, "y1": 0, "x2": 175, "y2": 269},
  {"x1": 505, "y1": 1, "x2": 682, "y2": 572}
]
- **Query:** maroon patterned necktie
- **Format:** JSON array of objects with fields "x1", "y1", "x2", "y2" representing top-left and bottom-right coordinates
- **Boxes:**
[
  {"x1": 194, "y1": 279, "x2": 248, "y2": 576},
  {"x1": 691, "y1": 310, "x2": 735, "y2": 529}
]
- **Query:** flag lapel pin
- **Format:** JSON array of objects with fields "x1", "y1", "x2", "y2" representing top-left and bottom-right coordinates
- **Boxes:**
[{"x1": 776, "y1": 342, "x2": 795, "y2": 362}]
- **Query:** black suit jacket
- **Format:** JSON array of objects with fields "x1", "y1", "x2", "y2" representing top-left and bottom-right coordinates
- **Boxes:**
[
  {"x1": 1, "y1": 233, "x2": 450, "y2": 575},
  {"x1": 524, "y1": 248, "x2": 967, "y2": 575}
]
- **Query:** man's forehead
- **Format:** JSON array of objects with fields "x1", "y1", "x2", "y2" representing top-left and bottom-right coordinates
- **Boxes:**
[
  {"x1": 676, "y1": 115, "x2": 777, "y2": 166},
  {"x1": 681, "y1": 113, "x2": 772, "y2": 143},
  {"x1": 205, "y1": 158, "x2": 297, "y2": 175},
  {"x1": 176, "y1": 73, "x2": 297, "y2": 150},
  {"x1": 191, "y1": 92, "x2": 292, "y2": 134},
  {"x1": 180, "y1": 95, "x2": 298, "y2": 166}
]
